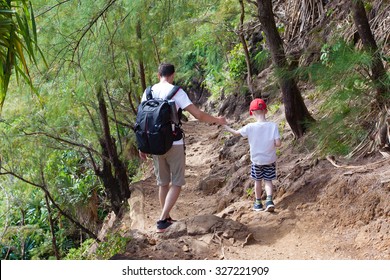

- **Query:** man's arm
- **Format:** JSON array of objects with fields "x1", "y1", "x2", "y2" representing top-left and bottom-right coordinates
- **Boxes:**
[{"x1": 184, "y1": 104, "x2": 227, "y2": 125}]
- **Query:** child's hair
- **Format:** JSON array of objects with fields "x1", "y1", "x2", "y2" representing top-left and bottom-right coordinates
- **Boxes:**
[{"x1": 252, "y1": 110, "x2": 266, "y2": 117}]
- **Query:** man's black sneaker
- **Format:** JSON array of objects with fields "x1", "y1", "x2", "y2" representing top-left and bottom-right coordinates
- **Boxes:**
[
  {"x1": 265, "y1": 200, "x2": 275, "y2": 212},
  {"x1": 156, "y1": 219, "x2": 172, "y2": 233},
  {"x1": 166, "y1": 216, "x2": 177, "y2": 223}
]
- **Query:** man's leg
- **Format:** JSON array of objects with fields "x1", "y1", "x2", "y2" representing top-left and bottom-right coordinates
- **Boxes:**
[
  {"x1": 155, "y1": 145, "x2": 185, "y2": 232},
  {"x1": 163, "y1": 145, "x2": 185, "y2": 220},
  {"x1": 159, "y1": 184, "x2": 169, "y2": 210},
  {"x1": 159, "y1": 185, "x2": 181, "y2": 221}
]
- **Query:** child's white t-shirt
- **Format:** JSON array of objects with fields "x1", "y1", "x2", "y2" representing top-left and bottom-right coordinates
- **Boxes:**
[
  {"x1": 141, "y1": 82, "x2": 193, "y2": 145},
  {"x1": 238, "y1": 121, "x2": 280, "y2": 165}
]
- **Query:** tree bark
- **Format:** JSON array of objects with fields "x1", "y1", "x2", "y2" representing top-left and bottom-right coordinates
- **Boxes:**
[
  {"x1": 136, "y1": 20, "x2": 147, "y2": 91},
  {"x1": 239, "y1": 0, "x2": 254, "y2": 95},
  {"x1": 97, "y1": 87, "x2": 131, "y2": 215},
  {"x1": 126, "y1": 55, "x2": 139, "y2": 116},
  {"x1": 256, "y1": 0, "x2": 314, "y2": 138},
  {"x1": 44, "y1": 193, "x2": 61, "y2": 259},
  {"x1": 350, "y1": 0, "x2": 388, "y2": 105}
]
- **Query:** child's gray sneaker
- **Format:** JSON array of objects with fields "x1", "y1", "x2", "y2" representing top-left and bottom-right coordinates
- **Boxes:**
[{"x1": 265, "y1": 200, "x2": 275, "y2": 212}]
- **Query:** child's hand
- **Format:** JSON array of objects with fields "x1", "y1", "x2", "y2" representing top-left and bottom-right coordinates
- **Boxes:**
[
  {"x1": 223, "y1": 125, "x2": 231, "y2": 132},
  {"x1": 223, "y1": 125, "x2": 240, "y2": 136}
]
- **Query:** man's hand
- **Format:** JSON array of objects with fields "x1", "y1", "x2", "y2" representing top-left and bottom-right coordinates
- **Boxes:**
[{"x1": 139, "y1": 150, "x2": 148, "y2": 160}]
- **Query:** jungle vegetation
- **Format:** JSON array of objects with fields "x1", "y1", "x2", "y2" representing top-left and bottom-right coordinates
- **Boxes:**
[{"x1": 0, "y1": 0, "x2": 388, "y2": 259}]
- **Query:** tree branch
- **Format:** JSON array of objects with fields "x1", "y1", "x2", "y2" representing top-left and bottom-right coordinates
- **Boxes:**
[
  {"x1": 72, "y1": 0, "x2": 118, "y2": 62},
  {"x1": 35, "y1": 0, "x2": 72, "y2": 18},
  {"x1": 22, "y1": 131, "x2": 102, "y2": 157}
]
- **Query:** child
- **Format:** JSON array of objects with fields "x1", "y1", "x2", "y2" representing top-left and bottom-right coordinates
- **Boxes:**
[{"x1": 224, "y1": 98, "x2": 281, "y2": 212}]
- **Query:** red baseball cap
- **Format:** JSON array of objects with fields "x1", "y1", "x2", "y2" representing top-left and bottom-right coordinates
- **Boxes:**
[{"x1": 249, "y1": 98, "x2": 267, "y2": 115}]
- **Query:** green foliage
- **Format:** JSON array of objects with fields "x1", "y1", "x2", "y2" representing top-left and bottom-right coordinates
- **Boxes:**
[
  {"x1": 64, "y1": 238, "x2": 95, "y2": 260},
  {"x1": 252, "y1": 48, "x2": 270, "y2": 73},
  {"x1": 95, "y1": 233, "x2": 130, "y2": 259},
  {"x1": 64, "y1": 234, "x2": 130, "y2": 260},
  {"x1": 127, "y1": 158, "x2": 141, "y2": 179},
  {"x1": 315, "y1": 40, "x2": 371, "y2": 89},
  {"x1": 305, "y1": 40, "x2": 375, "y2": 156},
  {"x1": 267, "y1": 102, "x2": 281, "y2": 115},
  {"x1": 228, "y1": 44, "x2": 247, "y2": 80},
  {"x1": 246, "y1": 187, "x2": 253, "y2": 198},
  {"x1": 167, "y1": 0, "x2": 241, "y2": 99},
  {"x1": 0, "y1": 0, "x2": 44, "y2": 110},
  {"x1": 46, "y1": 150, "x2": 100, "y2": 206}
]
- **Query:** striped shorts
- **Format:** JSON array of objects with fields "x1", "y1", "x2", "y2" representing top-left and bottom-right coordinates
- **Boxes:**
[{"x1": 250, "y1": 163, "x2": 276, "y2": 181}]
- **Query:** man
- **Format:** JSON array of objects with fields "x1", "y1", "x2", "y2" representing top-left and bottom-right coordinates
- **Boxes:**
[{"x1": 139, "y1": 63, "x2": 227, "y2": 233}]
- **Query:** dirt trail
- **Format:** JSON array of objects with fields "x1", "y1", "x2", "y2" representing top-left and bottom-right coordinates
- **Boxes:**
[{"x1": 112, "y1": 117, "x2": 390, "y2": 260}]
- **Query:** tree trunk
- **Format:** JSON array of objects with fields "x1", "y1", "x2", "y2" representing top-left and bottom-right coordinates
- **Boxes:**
[
  {"x1": 350, "y1": 0, "x2": 388, "y2": 105},
  {"x1": 256, "y1": 0, "x2": 314, "y2": 138},
  {"x1": 152, "y1": 36, "x2": 161, "y2": 64},
  {"x1": 239, "y1": 0, "x2": 254, "y2": 95},
  {"x1": 97, "y1": 87, "x2": 130, "y2": 215},
  {"x1": 136, "y1": 20, "x2": 147, "y2": 91},
  {"x1": 44, "y1": 193, "x2": 60, "y2": 260},
  {"x1": 125, "y1": 55, "x2": 139, "y2": 116},
  {"x1": 20, "y1": 209, "x2": 25, "y2": 259}
]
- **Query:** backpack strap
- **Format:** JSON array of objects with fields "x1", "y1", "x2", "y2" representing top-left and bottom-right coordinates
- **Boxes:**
[
  {"x1": 167, "y1": 86, "x2": 183, "y2": 126},
  {"x1": 166, "y1": 85, "x2": 181, "y2": 100},
  {"x1": 145, "y1": 86, "x2": 153, "y2": 100}
]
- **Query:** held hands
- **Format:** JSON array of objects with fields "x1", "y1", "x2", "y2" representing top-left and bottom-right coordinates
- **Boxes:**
[{"x1": 216, "y1": 116, "x2": 228, "y2": 125}]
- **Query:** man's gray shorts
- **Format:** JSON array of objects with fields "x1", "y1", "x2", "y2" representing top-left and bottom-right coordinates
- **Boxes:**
[{"x1": 152, "y1": 145, "x2": 186, "y2": 186}]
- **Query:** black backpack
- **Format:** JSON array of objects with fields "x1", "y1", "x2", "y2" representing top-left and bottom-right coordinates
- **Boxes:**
[{"x1": 134, "y1": 86, "x2": 183, "y2": 155}]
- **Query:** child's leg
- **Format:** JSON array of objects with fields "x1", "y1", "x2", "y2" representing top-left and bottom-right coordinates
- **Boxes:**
[
  {"x1": 251, "y1": 164, "x2": 264, "y2": 211},
  {"x1": 253, "y1": 180, "x2": 263, "y2": 211},
  {"x1": 264, "y1": 180, "x2": 275, "y2": 212},
  {"x1": 264, "y1": 180, "x2": 273, "y2": 198},
  {"x1": 254, "y1": 180, "x2": 263, "y2": 200}
]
